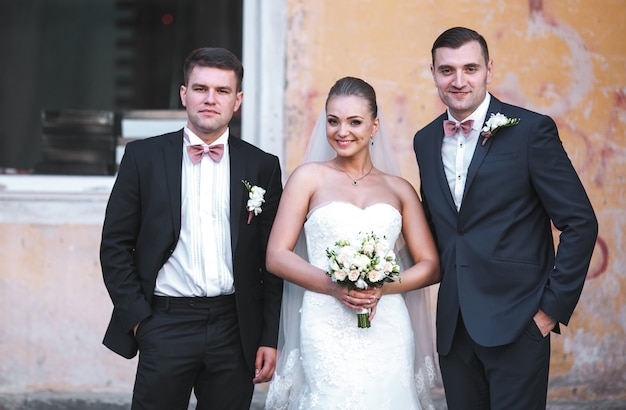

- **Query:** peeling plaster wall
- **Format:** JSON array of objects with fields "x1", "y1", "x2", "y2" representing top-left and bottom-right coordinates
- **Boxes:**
[
  {"x1": 0, "y1": 190, "x2": 137, "y2": 394},
  {"x1": 283, "y1": 0, "x2": 625, "y2": 401}
]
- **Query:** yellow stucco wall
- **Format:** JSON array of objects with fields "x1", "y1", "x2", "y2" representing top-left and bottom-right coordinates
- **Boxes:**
[
  {"x1": 283, "y1": 0, "x2": 625, "y2": 401},
  {"x1": 0, "y1": 194, "x2": 137, "y2": 394}
]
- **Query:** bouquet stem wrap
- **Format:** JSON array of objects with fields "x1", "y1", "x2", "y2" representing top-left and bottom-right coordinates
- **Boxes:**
[{"x1": 356, "y1": 308, "x2": 371, "y2": 328}]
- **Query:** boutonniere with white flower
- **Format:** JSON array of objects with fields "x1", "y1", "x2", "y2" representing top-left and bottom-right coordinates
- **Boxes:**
[
  {"x1": 242, "y1": 180, "x2": 266, "y2": 224},
  {"x1": 481, "y1": 113, "x2": 521, "y2": 146}
]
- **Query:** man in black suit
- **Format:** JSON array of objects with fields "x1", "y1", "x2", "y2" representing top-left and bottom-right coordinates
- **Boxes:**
[
  {"x1": 413, "y1": 27, "x2": 597, "y2": 409},
  {"x1": 100, "y1": 47, "x2": 283, "y2": 409}
]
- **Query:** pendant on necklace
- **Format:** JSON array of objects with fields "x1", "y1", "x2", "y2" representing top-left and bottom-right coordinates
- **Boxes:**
[{"x1": 334, "y1": 161, "x2": 373, "y2": 186}]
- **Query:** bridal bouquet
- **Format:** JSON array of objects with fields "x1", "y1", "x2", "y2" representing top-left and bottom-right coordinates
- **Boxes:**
[{"x1": 325, "y1": 231, "x2": 400, "y2": 328}]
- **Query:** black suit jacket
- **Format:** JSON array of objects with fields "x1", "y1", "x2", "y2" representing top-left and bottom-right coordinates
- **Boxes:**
[
  {"x1": 100, "y1": 129, "x2": 283, "y2": 372},
  {"x1": 413, "y1": 95, "x2": 597, "y2": 355}
]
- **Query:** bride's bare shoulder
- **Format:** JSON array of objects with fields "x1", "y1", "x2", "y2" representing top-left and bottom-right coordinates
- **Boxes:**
[
  {"x1": 378, "y1": 172, "x2": 411, "y2": 187},
  {"x1": 283, "y1": 162, "x2": 334, "y2": 197},
  {"x1": 378, "y1": 172, "x2": 419, "y2": 199},
  {"x1": 289, "y1": 161, "x2": 334, "y2": 181}
]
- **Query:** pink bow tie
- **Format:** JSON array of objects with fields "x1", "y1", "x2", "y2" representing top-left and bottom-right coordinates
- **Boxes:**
[
  {"x1": 187, "y1": 143, "x2": 224, "y2": 163},
  {"x1": 443, "y1": 119, "x2": 474, "y2": 137}
]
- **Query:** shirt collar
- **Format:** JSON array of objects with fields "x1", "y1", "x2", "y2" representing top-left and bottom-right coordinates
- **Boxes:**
[
  {"x1": 447, "y1": 93, "x2": 492, "y2": 132},
  {"x1": 184, "y1": 127, "x2": 230, "y2": 146}
]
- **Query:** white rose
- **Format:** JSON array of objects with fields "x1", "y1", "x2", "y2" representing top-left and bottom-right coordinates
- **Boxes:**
[
  {"x1": 368, "y1": 270, "x2": 384, "y2": 283},
  {"x1": 333, "y1": 270, "x2": 347, "y2": 281},
  {"x1": 493, "y1": 113, "x2": 509, "y2": 127},
  {"x1": 246, "y1": 199, "x2": 263, "y2": 215},
  {"x1": 485, "y1": 113, "x2": 502, "y2": 129},
  {"x1": 244, "y1": 185, "x2": 266, "y2": 215},
  {"x1": 374, "y1": 242, "x2": 388, "y2": 255},
  {"x1": 483, "y1": 112, "x2": 510, "y2": 132},
  {"x1": 336, "y1": 246, "x2": 354, "y2": 265},
  {"x1": 353, "y1": 254, "x2": 371, "y2": 270},
  {"x1": 362, "y1": 240, "x2": 375, "y2": 256},
  {"x1": 348, "y1": 269, "x2": 360, "y2": 282},
  {"x1": 250, "y1": 186, "x2": 266, "y2": 197},
  {"x1": 382, "y1": 261, "x2": 395, "y2": 273}
]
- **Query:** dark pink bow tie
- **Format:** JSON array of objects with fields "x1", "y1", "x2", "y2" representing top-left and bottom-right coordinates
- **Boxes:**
[
  {"x1": 187, "y1": 143, "x2": 224, "y2": 163},
  {"x1": 443, "y1": 119, "x2": 474, "y2": 137}
]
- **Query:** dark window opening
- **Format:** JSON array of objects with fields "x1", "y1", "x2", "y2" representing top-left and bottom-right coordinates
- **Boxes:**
[{"x1": 0, "y1": 0, "x2": 243, "y2": 174}]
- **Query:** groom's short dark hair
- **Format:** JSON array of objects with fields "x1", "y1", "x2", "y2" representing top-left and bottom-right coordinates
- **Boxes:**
[
  {"x1": 182, "y1": 47, "x2": 244, "y2": 91},
  {"x1": 431, "y1": 27, "x2": 490, "y2": 66}
]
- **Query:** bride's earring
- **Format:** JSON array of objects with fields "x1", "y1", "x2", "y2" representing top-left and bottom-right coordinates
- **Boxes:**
[{"x1": 370, "y1": 137, "x2": 374, "y2": 146}]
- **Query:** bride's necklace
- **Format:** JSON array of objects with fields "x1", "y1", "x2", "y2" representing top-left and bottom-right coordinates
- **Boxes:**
[{"x1": 334, "y1": 162, "x2": 374, "y2": 186}]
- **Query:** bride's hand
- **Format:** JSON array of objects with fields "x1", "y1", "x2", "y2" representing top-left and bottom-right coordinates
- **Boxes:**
[
  {"x1": 364, "y1": 287, "x2": 382, "y2": 321},
  {"x1": 335, "y1": 287, "x2": 382, "y2": 319}
]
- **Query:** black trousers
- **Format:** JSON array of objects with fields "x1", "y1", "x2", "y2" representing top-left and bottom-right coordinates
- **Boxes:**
[
  {"x1": 439, "y1": 313, "x2": 550, "y2": 410},
  {"x1": 131, "y1": 295, "x2": 253, "y2": 410}
]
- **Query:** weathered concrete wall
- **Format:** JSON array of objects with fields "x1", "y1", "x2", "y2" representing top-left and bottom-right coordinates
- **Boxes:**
[
  {"x1": 282, "y1": 0, "x2": 625, "y2": 401},
  {"x1": 0, "y1": 179, "x2": 137, "y2": 395}
]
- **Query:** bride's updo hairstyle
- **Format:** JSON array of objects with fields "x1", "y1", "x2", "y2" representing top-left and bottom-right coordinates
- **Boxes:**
[{"x1": 326, "y1": 77, "x2": 378, "y2": 119}]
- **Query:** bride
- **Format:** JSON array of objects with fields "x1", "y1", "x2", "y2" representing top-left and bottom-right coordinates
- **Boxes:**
[{"x1": 265, "y1": 77, "x2": 441, "y2": 409}]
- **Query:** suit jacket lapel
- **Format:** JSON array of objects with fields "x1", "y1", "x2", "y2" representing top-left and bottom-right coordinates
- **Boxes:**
[
  {"x1": 462, "y1": 97, "x2": 503, "y2": 208},
  {"x1": 163, "y1": 130, "x2": 183, "y2": 238},
  {"x1": 228, "y1": 137, "x2": 247, "y2": 255},
  {"x1": 432, "y1": 114, "x2": 459, "y2": 214}
]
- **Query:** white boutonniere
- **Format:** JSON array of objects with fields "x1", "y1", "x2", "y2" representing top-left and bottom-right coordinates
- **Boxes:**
[
  {"x1": 242, "y1": 180, "x2": 266, "y2": 224},
  {"x1": 481, "y1": 113, "x2": 520, "y2": 146}
]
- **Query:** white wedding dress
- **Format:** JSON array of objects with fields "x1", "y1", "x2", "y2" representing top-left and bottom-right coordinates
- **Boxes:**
[{"x1": 267, "y1": 201, "x2": 421, "y2": 409}]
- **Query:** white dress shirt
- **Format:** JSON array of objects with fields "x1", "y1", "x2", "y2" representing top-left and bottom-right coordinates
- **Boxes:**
[
  {"x1": 441, "y1": 93, "x2": 491, "y2": 211},
  {"x1": 154, "y1": 127, "x2": 234, "y2": 297}
]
